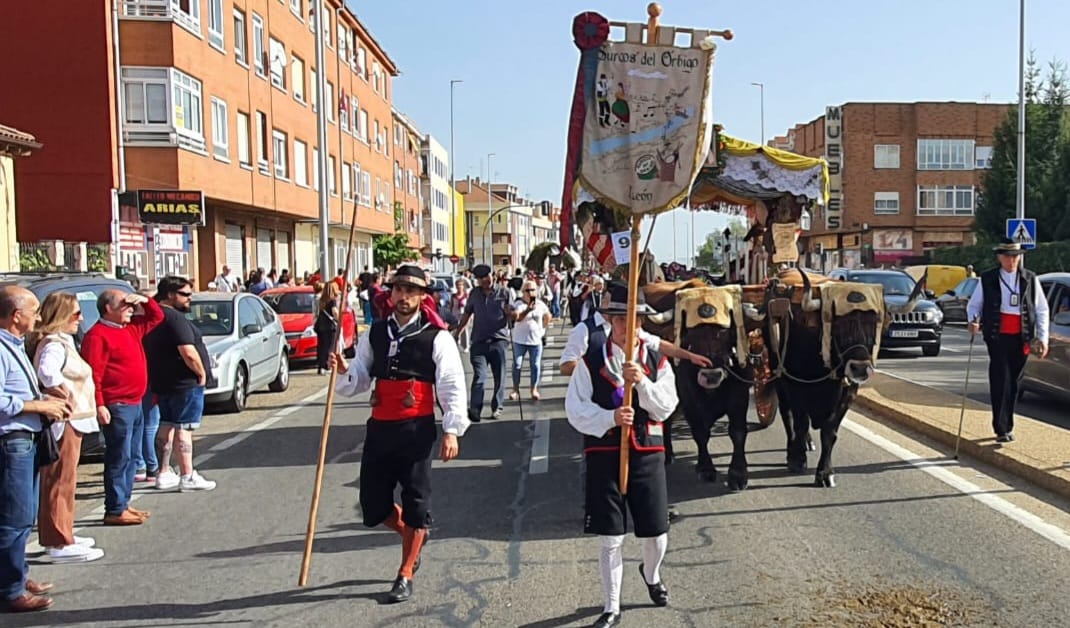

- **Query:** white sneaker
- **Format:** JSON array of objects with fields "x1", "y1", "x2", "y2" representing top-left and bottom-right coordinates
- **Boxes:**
[
  {"x1": 155, "y1": 470, "x2": 180, "y2": 490},
  {"x1": 47, "y1": 544, "x2": 104, "y2": 564},
  {"x1": 180, "y1": 471, "x2": 216, "y2": 492},
  {"x1": 73, "y1": 536, "x2": 95, "y2": 548}
]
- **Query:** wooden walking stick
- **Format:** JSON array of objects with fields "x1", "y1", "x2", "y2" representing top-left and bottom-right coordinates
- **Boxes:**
[
  {"x1": 619, "y1": 3, "x2": 661, "y2": 496},
  {"x1": 299, "y1": 199, "x2": 361, "y2": 587}
]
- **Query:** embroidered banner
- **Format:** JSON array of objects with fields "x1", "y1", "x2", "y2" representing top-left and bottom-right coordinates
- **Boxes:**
[{"x1": 578, "y1": 40, "x2": 715, "y2": 216}]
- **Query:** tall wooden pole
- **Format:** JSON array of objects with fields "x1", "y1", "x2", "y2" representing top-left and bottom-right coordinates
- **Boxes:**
[
  {"x1": 299, "y1": 198, "x2": 361, "y2": 587},
  {"x1": 619, "y1": 2, "x2": 662, "y2": 496}
]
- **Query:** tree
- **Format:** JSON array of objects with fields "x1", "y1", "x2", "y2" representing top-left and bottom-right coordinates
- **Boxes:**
[
  {"x1": 977, "y1": 56, "x2": 1070, "y2": 243},
  {"x1": 372, "y1": 233, "x2": 418, "y2": 270},
  {"x1": 693, "y1": 219, "x2": 748, "y2": 270}
]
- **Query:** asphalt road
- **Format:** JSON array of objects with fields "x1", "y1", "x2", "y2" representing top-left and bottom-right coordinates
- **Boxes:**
[
  {"x1": 12, "y1": 328, "x2": 1070, "y2": 627},
  {"x1": 877, "y1": 323, "x2": 1068, "y2": 430}
]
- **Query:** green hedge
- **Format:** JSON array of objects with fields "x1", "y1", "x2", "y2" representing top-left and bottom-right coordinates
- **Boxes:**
[{"x1": 932, "y1": 240, "x2": 1070, "y2": 274}]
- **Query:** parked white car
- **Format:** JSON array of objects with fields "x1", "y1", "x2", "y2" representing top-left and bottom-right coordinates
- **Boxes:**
[{"x1": 189, "y1": 292, "x2": 290, "y2": 413}]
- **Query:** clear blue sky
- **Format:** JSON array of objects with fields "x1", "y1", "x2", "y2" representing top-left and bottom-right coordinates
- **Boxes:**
[{"x1": 349, "y1": 0, "x2": 1067, "y2": 265}]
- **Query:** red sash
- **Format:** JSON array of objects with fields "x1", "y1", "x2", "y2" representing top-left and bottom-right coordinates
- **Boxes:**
[
  {"x1": 999, "y1": 313, "x2": 1022, "y2": 335},
  {"x1": 370, "y1": 379, "x2": 435, "y2": 420}
]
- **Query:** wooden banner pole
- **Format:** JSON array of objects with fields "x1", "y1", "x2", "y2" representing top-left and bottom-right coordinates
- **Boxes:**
[
  {"x1": 299, "y1": 199, "x2": 361, "y2": 587},
  {"x1": 619, "y1": 2, "x2": 662, "y2": 497}
]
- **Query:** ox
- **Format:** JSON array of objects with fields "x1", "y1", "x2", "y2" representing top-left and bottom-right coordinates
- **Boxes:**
[{"x1": 766, "y1": 269, "x2": 921, "y2": 487}]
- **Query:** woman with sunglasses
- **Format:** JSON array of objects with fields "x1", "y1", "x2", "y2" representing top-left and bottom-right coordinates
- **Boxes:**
[
  {"x1": 27, "y1": 292, "x2": 105, "y2": 564},
  {"x1": 510, "y1": 281, "x2": 552, "y2": 401}
]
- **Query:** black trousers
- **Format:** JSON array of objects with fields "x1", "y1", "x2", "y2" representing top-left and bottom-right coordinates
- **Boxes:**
[
  {"x1": 985, "y1": 333, "x2": 1029, "y2": 436},
  {"x1": 584, "y1": 450, "x2": 668, "y2": 538},
  {"x1": 359, "y1": 416, "x2": 437, "y2": 530}
]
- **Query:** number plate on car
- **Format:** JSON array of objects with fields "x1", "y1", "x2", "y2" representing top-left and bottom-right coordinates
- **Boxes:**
[{"x1": 890, "y1": 329, "x2": 920, "y2": 338}]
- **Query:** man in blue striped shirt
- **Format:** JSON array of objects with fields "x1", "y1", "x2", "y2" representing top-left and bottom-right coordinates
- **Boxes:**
[{"x1": 0, "y1": 286, "x2": 72, "y2": 613}]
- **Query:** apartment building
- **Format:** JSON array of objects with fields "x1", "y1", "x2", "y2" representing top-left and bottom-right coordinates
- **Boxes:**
[
  {"x1": 420, "y1": 135, "x2": 451, "y2": 273},
  {"x1": 391, "y1": 108, "x2": 424, "y2": 252},
  {"x1": 780, "y1": 102, "x2": 1009, "y2": 270},
  {"x1": 0, "y1": 0, "x2": 398, "y2": 288},
  {"x1": 456, "y1": 177, "x2": 557, "y2": 271}
]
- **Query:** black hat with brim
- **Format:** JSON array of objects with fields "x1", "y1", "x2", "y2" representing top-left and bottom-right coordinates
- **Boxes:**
[
  {"x1": 597, "y1": 280, "x2": 655, "y2": 316},
  {"x1": 472, "y1": 264, "x2": 492, "y2": 279},
  {"x1": 385, "y1": 265, "x2": 435, "y2": 292}
]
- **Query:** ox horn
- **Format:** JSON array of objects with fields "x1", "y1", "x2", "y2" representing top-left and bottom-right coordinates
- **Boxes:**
[
  {"x1": 648, "y1": 309, "x2": 674, "y2": 325},
  {"x1": 799, "y1": 268, "x2": 821, "y2": 312},
  {"x1": 743, "y1": 303, "x2": 766, "y2": 322},
  {"x1": 888, "y1": 269, "x2": 927, "y2": 315}
]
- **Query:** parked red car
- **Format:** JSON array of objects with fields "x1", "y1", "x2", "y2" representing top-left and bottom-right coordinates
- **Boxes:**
[{"x1": 261, "y1": 286, "x2": 356, "y2": 361}]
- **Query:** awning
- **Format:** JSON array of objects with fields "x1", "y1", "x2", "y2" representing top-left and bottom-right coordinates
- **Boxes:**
[{"x1": 691, "y1": 134, "x2": 830, "y2": 206}]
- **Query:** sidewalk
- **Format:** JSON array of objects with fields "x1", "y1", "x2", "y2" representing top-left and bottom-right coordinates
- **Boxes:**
[{"x1": 856, "y1": 371, "x2": 1070, "y2": 499}]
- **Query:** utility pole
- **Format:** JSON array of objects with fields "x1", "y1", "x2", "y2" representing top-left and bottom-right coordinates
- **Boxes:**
[
  {"x1": 450, "y1": 79, "x2": 463, "y2": 271},
  {"x1": 313, "y1": 3, "x2": 330, "y2": 278},
  {"x1": 486, "y1": 152, "x2": 495, "y2": 264},
  {"x1": 1016, "y1": 0, "x2": 1026, "y2": 220}
]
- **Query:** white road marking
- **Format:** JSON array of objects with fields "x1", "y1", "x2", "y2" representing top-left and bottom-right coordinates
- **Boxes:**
[
  {"x1": 529, "y1": 411, "x2": 552, "y2": 474},
  {"x1": 541, "y1": 363, "x2": 553, "y2": 384},
  {"x1": 843, "y1": 419, "x2": 1070, "y2": 552}
]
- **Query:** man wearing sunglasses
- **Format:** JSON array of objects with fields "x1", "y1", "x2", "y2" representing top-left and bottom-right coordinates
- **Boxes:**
[{"x1": 80, "y1": 289, "x2": 164, "y2": 526}]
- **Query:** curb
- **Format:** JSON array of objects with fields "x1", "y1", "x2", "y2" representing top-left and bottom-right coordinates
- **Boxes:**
[{"x1": 855, "y1": 375, "x2": 1070, "y2": 501}]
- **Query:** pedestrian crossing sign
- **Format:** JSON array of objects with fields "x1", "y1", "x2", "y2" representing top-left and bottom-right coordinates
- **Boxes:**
[{"x1": 1006, "y1": 218, "x2": 1037, "y2": 250}]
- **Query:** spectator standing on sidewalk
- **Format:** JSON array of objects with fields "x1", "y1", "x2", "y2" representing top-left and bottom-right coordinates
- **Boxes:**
[
  {"x1": 0, "y1": 286, "x2": 72, "y2": 613},
  {"x1": 29, "y1": 293, "x2": 105, "y2": 563},
  {"x1": 547, "y1": 265, "x2": 563, "y2": 319},
  {"x1": 453, "y1": 264, "x2": 512, "y2": 422},
  {"x1": 510, "y1": 281, "x2": 551, "y2": 402},
  {"x1": 451, "y1": 278, "x2": 472, "y2": 353},
  {"x1": 144, "y1": 276, "x2": 216, "y2": 492},
  {"x1": 315, "y1": 282, "x2": 342, "y2": 376},
  {"x1": 80, "y1": 290, "x2": 163, "y2": 526}
]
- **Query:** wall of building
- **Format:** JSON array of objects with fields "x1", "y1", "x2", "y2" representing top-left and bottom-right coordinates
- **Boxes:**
[{"x1": 0, "y1": 4, "x2": 118, "y2": 243}]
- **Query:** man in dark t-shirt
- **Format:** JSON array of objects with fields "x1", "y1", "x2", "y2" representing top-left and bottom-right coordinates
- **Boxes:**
[{"x1": 144, "y1": 276, "x2": 216, "y2": 493}]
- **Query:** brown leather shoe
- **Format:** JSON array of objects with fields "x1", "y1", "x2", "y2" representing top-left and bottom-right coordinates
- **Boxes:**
[
  {"x1": 25, "y1": 580, "x2": 52, "y2": 595},
  {"x1": 127, "y1": 506, "x2": 151, "y2": 519},
  {"x1": 103, "y1": 511, "x2": 144, "y2": 526},
  {"x1": 4, "y1": 593, "x2": 53, "y2": 613}
]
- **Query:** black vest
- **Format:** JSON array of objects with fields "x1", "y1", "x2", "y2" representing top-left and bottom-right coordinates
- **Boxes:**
[
  {"x1": 581, "y1": 334, "x2": 666, "y2": 453},
  {"x1": 368, "y1": 316, "x2": 439, "y2": 382},
  {"x1": 980, "y1": 267, "x2": 1037, "y2": 343}
]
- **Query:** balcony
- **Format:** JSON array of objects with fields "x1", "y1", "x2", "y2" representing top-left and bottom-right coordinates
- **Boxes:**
[
  {"x1": 122, "y1": 0, "x2": 201, "y2": 36},
  {"x1": 492, "y1": 242, "x2": 513, "y2": 257}
]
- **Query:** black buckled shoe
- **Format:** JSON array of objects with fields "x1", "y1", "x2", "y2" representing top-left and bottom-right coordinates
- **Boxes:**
[
  {"x1": 591, "y1": 611, "x2": 622, "y2": 627},
  {"x1": 639, "y1": 564, "x2": 669, "y2": 607},
  {"x1": 386, "y1": 576, "x2": 413, "y2": 604}
]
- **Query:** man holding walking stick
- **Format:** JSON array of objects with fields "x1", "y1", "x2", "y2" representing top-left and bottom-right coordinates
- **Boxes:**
[
  {"x1": 966, "y1": 239, "x2": 1050, "y2": 443},
  {"x1": 329, "y1": 264, "x2": 468, "y2": 604}
]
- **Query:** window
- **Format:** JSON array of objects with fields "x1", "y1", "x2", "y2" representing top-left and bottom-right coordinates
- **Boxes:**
[
  {"x1": 356, "y1": 47, "x2": 367, "y2": 80},
  {"x1": 874, "y1": 192, "x2": 899, "y2": 215},
  {"x1": 269, "y1": 37, "x2": 286, "y2": 90},
  {"x1": 359, "y1": 168, "x2": 371, "y2": 206},
  {"x1": 375, "y1": 176, "x2": 382, "y2": 208},
  {"x1": 917, "y1": 185, "x2": 974, "y2": 216},
  {"x1": 373, "y1": 120, "x2": 379, "y2": 152},
  {"x1": 207, "y1": 0, "x2": 224, "y2": 49},
  {"x1": 255, "y1": 111, "x2": 268, "y2": 171},
  {"x1": 394, "y1": 124, "x2": 402, "y2": 147},
  {"x1": 252, "y1": 14, "x2": 265, "y2": 77},
  {"x1": 294, "y1": 139, "x2": 308, "y2": 186},
  {"x1": 172, "y1": 69, "x2": 203, "y2": 139},
  {"x1": 310, "y1": 69, "x2": 318, "y2": 111},
  {"x1": 358, "y1": 109, "x2": 368, "y2": 142},
  {"x1": 290, "y1": 0, "x2": 302, "y2": 19},
  {"x1": 340, "y1": 92, "x2": 349, "y2": 131},
  {"x1": 237, "y1": 111, "x2": 251, "y2": 166},
  {"x1": 171, "y1": 0, "x2": 200, "y2": 31},
  {"x1": 372, "y1": 62, "x2": 381, "y2": 94},
  {"x1": 328, "y1": 156, "x2": 337, "y2": 195},
  {"x1": 394, "y1": 161, "x2": 402, "y2": 188},
  {"x1": 272, "y1": 130, "x2": 288, "y2": 179},
  {"x1": 975, "y1": 146, "x2": 994, "y2": 169},
  {"x1": 338, "y1": 24, "x2": 348, "y2": 60},
  {"x1": 233, "y1": 9, "x2": 247, "y2": 65},
  {"x1": 312, "y1": 148, "x2": 320, "y2": 191},
  {"x1": 326, "y1": 81, "x2": 334, "y2": 122},
  {"x1": 123, "y1": 69, "x2": 169, "y2": 125},
  {"x1": 874, "y1": 144, "x2": 900, "y2": 169},
  {"x1": 917, "y1": 139, "x2": 975, "y2": 170},
  {"x1": 342, "y1": 161, "x2": 351, "y2": 199},
  {"x1": 210, "y1": 97, "x2": 228, "y2": 159},
  {"x1": 322, "y1": 3, "x2": 332, "y2": 47},
  {"x1": 291, "y1": 55, "x2": 305, "y2": 102}
]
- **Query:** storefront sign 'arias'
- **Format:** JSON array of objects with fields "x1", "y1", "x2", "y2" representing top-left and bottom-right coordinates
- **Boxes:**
[{"x1": 137, "y1": 190, "x2": 205, "y2": 226}]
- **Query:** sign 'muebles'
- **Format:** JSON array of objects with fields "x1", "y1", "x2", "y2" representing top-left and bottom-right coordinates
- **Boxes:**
[
  {"x1": 137, "y1": 189, "x2": 205, "y2": 226},
  {"x1": 824, "y1": 105, "x2": 843, "y2": 231}
]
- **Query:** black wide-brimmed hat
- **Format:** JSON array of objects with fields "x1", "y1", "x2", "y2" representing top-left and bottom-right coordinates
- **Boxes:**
[
  {"x1": 993, "y1": 238, "x2": 1025, "y2": 256},
  {"x1": 598, "y1": 280, "x2": 655, "y2": 316},
  {"x1": 471, "y1": 264, "x2": 492, "y2": 279},
  {"x1": 385, "y1": 265, "x2": 434, "y2": 292}
]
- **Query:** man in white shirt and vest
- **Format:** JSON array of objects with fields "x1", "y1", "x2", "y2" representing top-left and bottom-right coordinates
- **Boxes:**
[
  {"x1": 330, "y1": 264, "x2": 469, "y2": 604},
  {"x1": 966, "y1": 239, "x2": 1050, "y2": 443},
  {"x1": 565, "y1": 283, "x2": 678, "y2": 627}
]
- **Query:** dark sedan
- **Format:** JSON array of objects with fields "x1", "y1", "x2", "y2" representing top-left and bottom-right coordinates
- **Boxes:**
[{"x1": 935, "y1": 276, "x2": 979, "y2": 323}]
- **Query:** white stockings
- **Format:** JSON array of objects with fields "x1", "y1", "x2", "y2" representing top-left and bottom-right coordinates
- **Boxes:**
[
  {"x1": 598, "y1": 535, "x2": 625, "y2": 613},
  {"x1": 641, "y1": 533, "x2": 667, "y2": 585}
]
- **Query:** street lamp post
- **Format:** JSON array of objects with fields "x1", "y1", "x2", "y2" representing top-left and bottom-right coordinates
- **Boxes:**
[
  {"x1": 312, "y1": 4, "x2": 330, "y2": 280},
  {"x1": 1016, "y1": 0, "x2": 1026, "y2": 220},
  {"x1": 751, "y1": 82, "x2": 765, "y2": 146},
  {"x1": 450, "y1": 79, "x2": 463, "y2": 271},
  {"x1": 485, "y1": 152, "x2": 495, "y2": 264}
]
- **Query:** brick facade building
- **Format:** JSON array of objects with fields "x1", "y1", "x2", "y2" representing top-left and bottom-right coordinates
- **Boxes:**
[{"x1": 777, "y1": 102, "x2": 1010, "y2": 270}]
